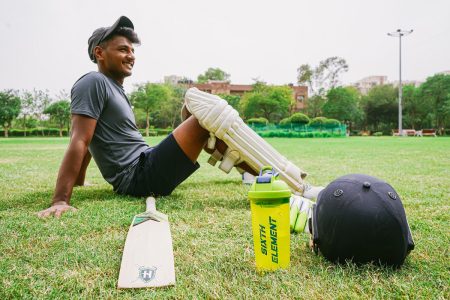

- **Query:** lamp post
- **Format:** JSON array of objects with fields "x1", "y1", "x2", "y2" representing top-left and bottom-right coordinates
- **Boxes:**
[{"x1": 388, "y1": 29, "x2": 413, "y2": 136}]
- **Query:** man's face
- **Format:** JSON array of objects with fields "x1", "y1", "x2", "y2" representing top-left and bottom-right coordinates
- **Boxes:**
[{"x1": 96, "y1": 35, "x2": 135, "y2": 80}]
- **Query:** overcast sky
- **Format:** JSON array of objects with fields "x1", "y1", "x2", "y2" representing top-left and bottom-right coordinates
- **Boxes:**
[{"x1": 1, "y1": 0, "x2": 449, "y2": 97}]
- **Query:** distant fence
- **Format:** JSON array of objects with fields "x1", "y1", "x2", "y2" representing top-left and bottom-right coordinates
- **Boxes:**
[{"x1": 248, "y1": 124, "x2": 347, "y2": 138}]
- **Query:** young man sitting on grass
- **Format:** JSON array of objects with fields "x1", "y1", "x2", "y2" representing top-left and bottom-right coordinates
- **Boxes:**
[{"x1": 38, "y1": 16, "x2": 317, "y2": 219}]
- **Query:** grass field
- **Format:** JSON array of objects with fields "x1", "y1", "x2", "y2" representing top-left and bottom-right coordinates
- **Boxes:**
[{"x1": 0, "y1": 136, "x2": 449, "y2": 299}]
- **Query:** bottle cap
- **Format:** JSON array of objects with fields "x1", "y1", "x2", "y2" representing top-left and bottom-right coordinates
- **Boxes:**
[{"x1": 248, "y1": 166, "x2": 291, "y2": 199}]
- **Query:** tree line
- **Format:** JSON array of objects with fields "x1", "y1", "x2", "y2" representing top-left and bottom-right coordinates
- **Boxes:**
[
  {"x1": 1, "y1": 61, "x2": 449, "y2": 137},
  {"x1": 307, "y1": 74, "x2": 450, "y2": 135}
]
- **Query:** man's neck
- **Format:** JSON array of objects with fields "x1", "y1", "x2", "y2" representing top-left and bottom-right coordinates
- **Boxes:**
[{"x1": 98, "y1": 69, "x2": 124, "y2": 86}]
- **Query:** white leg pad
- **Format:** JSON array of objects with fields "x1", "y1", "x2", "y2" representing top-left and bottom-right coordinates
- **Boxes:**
[{"x1": 185, "y1": 87, "x2": 308, "y2": 194}]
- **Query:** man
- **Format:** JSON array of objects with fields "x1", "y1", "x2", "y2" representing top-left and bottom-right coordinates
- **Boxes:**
[
  {"x1": 38, "y1": 16, "x2": 316, "y2": 219},
  {"x1": 38, "y1": 16, "x2": 215, "y2": 218}
]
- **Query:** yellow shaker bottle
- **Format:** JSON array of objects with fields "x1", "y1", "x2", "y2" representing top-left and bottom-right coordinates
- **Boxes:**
[{"x1": 248, "y1": 166, "x2": 291, "y2": 271}]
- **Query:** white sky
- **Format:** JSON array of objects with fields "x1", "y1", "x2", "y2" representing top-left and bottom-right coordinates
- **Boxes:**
[{"x1": 1, "y1": 0, "x2": 449, "y2": 97}]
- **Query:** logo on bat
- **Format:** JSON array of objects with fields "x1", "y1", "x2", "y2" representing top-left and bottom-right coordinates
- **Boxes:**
[{"x1": 138, "y1": 266, "x2": 157, "y2": 282}]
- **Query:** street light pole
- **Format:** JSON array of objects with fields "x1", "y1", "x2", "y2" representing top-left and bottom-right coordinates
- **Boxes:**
[{"x1": 388, "y1": 29, "x2": 413, "y2": 136}]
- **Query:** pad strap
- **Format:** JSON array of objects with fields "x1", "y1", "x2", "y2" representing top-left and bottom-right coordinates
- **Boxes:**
[
  {"x1": 218, "y1": 148, "x2": 241, "y2": 173},
  {"x1": 207, "y1": 149, "x2": 223, "y2": 166}
]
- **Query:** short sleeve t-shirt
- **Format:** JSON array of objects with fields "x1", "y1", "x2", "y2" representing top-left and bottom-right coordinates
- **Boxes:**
[{"x1": 70, "y1": 71, "x2": 149, "y2": 188}]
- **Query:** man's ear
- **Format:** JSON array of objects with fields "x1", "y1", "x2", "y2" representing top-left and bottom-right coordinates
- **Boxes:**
[{"x1": 93, "y1": 46, "x2": 104, "y2": 62}]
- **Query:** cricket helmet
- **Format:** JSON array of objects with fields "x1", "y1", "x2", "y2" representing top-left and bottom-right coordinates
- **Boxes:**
[{"x1": 310, "y1": 174, "x2": 415, "y2": 267}]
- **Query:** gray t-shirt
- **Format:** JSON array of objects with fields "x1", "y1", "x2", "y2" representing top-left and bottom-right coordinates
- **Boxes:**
[{"x1": 71, "y1": 71, "x2": 149, "y2": 189}]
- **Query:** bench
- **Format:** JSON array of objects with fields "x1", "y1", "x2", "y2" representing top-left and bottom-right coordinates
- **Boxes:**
[
  {"x1": 415, "y1": 129, "x2": 437, "y2": 137},
  {"x1": 392, "y1": 129, "x2": 416, "y2": 136}
]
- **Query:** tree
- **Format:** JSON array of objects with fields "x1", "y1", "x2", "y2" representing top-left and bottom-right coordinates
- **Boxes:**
[
  {"x1": 297, "y1": 56, "x2": 349, "y2": 95},
  {"x1": 21, "y1": 89, "x2": 51, "y2": 136},
  {"x1": 197, "y1": 67, "x2": 230, "y2": 83},
  {"x1": 323, "y1": 86, "x2": 362, "y2": 131},
  {"x1": 417, "y1": 74, "x2": 450, "y2": 134},
  {"x1": 305, "y1": 94, "x2": 326, "y2": 118},
  {"x1": 131, "y1": 83, "x2": 171, "y2": 136},
  {"x1": 158, "y1": 84, "x2": 185, "y2": 128},
  {"x1": 19, "y1": 89, "x2": 52, "y2": 136},
  {"x1": 361, "y1": 85, "x2": 398, "y2": 132},
  {"x1": 402, "y1": 85, "x2": 424, "y2": 130},
  {"x1": 218, "y1": 94, "x2": 241, "y2": 111},
  {"x1": 0, "y1": 90, "x2": 21, "y2": 137},
  {"x1": 19, "y1": 90, "x2": 34, "y2": 136},
  {"x1": 44, "y1": 100, "x2": 70, "y2": 137},
  {"x1": 240, "y1": 84, "x2": 292, "y2": 122}
]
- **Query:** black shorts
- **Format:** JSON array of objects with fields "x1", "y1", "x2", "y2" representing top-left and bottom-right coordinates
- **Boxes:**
[{"x1": 123, "y1": 134, "x2": 199, "y2": 197}]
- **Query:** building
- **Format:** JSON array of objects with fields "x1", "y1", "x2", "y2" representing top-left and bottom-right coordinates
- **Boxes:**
[
  {"x1": 164, "y1": 75, "x2": 184, "y2": 85},
  {"x1": 390, "y1": 80, "x2": 423, "y2": 88},
  {"x1": 352, "y1": 76, "x2": 388, "y2": 95},
  {"x1": 187, "y1": 81, "x2": 308, "y2": 111}
]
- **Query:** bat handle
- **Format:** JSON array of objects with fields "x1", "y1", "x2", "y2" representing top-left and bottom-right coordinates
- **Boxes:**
[{"x1": 146, "y1": 197, "x2": 156, "y2": 212}]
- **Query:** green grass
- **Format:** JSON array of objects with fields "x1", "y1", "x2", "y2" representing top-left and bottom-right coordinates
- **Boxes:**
[{"x1": 0, "y1": 136, "x2": 449, "y2": 299}]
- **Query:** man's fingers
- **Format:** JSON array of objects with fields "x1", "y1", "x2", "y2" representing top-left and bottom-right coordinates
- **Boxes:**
[
  {"x1": 37, "y1": 205, "x2": 77, "y2": 218},
  {"x1": 38, "y1": 208, "x2": 53, "y2": 218},
  {"x1": 54, "y1": 209, "x2": 63, "y2": 218}
]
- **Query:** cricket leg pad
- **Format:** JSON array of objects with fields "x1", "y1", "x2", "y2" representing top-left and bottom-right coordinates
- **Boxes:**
[{"x1": 185, "y1": 87, "x2": 308, "y2": 194}]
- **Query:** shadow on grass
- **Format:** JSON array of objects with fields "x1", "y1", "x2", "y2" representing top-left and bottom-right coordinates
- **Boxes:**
[
  {"x1": 3, "y1": 177, "x2": 249, "y2": 212},
  {"x1": 0, "y1": 186, "x2": 126, "y2": 211}
]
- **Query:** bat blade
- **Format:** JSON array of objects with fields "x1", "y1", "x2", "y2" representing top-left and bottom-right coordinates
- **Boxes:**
[{"x1": 118, "y1": 197, "x2": 175, "y2": 288}]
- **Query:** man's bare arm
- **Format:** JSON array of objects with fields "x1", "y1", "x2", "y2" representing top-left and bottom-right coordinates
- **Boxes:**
[
  {"x1": 38, "y1": 115, "x2": 97, "y2": 218},
  {"x1": 74, "y1": 151, "x2": 92, "y2": 186}
]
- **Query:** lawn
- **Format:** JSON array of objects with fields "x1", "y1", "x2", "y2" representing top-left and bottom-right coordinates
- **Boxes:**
[{"x1": 0, "y1": 136, "x2": 448, "y2": 299}]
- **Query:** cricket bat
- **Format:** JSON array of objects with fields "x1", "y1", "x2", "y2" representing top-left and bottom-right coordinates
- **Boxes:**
[{"x1": 118, "y1": 197, "x2": 175, "y2": 288}]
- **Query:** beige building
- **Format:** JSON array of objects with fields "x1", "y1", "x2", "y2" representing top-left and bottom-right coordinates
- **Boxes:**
[
  {"x1": 352, "y1": 76, "x2": 388, "y2": 95},
  {"x1": 164, "y1": 75, "x2": 184, "y2": 85},
  {"x1": 390, "y1": 80, "x2": 423, "y2": 87}
]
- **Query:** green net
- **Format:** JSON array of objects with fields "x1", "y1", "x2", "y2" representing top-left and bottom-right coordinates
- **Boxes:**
[{"x1": 247, "y1": 124, "x2": 347, "y2": 138}]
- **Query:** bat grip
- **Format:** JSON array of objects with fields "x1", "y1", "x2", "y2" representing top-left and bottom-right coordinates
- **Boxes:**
[{"x1": 146, "y1": 197, "x2": 156, "y2": 212}]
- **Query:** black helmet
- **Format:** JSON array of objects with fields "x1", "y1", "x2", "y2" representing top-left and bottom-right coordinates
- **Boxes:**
[{"x1": 310, "y1": 174, "x2": 415, "y2": 267}]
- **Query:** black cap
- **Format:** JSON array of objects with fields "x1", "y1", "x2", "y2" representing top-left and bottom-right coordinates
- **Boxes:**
[
  {"x1": 311, "y1": 174, "x2": 414, "y2": 267},
  {"x1": 88, "y1": 16, "x2": 134, "y2": 63}
]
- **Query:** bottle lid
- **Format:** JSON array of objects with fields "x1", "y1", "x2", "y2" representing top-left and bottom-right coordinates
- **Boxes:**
[{"x1": 248, "y1": 166, "x2": 291, "y2": 199}]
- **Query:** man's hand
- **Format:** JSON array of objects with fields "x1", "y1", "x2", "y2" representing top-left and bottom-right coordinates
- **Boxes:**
[{"x1": 37, "y1": 201, "x2": 78, "y2": 218}]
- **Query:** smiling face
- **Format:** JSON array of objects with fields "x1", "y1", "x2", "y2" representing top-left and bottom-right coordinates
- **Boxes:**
[{"x1": 94, "y1": 35, "x2": 135, "y2": 84}]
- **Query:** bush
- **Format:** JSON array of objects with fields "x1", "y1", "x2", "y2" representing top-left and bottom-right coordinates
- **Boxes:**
[
  {"x1": 257, "y1": 130, "x2": 342, "y2": 138},
  {"x1": 0, "y1": 128, "x2": 69, "y2": 137},
  {"x1": 279, "y1": 118, "x2": 291, "y2": 127},
  {"x1": 290, "y1": 113, "x2": 310, "y2": 125},
  {"x1": 309, "y1": 117, "x2": 328, "y2": 128},
  {"x1": 324, "y1": 118, "x2": 341, "y2": 128},
  {"x1": 247, "y1": 117, "x2": 269, "y2": 125},
  {"x1": 139, "y1": 128, "x2": 172, "y2": 136},
  {"x1": 156, "y1": 128, "x2": 173, "y2": 135}
]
